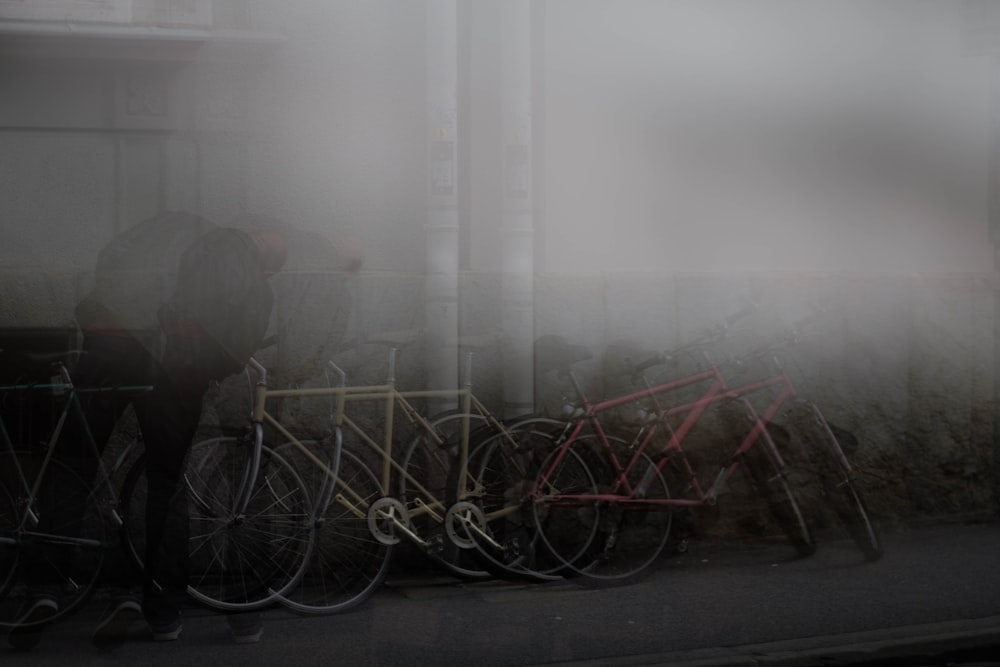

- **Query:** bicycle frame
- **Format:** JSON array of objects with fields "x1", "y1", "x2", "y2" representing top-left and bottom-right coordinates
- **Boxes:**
[
  {"x1": 0, "y1": 361, "x2": 148, "y2": 538},
  {"x1": 715, "y1": 348, "x2": 859, "y2": 477},
  {"x1": 0, "y1": 355, "x2": 155, "y2": 628},
  {"x1": 531, "y1": 354, "x2": 800, "y2": 512},
  {"x1": 245, "y1": 350, "x2": 514, "y2": 549}
]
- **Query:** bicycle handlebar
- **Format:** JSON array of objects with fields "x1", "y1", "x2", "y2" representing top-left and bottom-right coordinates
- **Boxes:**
[
  {"x1": 247, "y1": 357, "x2": 268, "y2": 385},
  {"x1": 735, "y1": 307, "x2": 827, "y2": 364},
  {"x1": 630, "y1": 301, "x2": 760, "y2": 376},
  {"x1": 326, "y1": 360, "x2": 347, "y2": 388}
]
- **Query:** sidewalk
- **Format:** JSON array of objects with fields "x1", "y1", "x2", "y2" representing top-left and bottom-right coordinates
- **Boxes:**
[{"x1": 4, "y1": 522, "x2": 1000, "y2": 667}]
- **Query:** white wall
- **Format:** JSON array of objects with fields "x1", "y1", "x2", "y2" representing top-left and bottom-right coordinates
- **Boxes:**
[
  {"x1": 539, "y1": 0, "x2": 994, "y2": 274},
  {"x1": 246, "y1": 1, "x2": 427, "y2": 274}
]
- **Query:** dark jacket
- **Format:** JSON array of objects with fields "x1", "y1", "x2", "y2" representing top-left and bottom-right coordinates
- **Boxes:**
[{"x1": 158, "y1": 227, "x2": 274, "y2": 376}]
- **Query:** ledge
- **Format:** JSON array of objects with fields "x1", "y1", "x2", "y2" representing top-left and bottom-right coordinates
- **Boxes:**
[{"x1": 0, "y1": 20, "x2": 286, "y2": 62}]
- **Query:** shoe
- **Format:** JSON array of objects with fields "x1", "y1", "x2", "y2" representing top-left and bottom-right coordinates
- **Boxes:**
[
  {"x1": 142, "y1": 594, "x2": 183, "y2": 642},
  {"x1": 7, "y1": 596, "x2": 59, "y2": 651},
  {"x1": 92, "y1": 597, "x2": 143, "y2": 652},
  {"x1": 150, "y1": 617, "x2": 183, "y2": 642},
  {"x1": 226, "y1": 613, "x2": 262, "y2": 644}
]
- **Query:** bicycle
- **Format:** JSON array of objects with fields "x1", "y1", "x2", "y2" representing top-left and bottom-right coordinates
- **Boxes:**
[
  {"x1": 709, "y1": 316, "x2": 883, "y2": 562},
  {"x1": 118, "y1": 359, "x2": 317, "y2": 613},
  {"x1": 464, "y1": 317, "x2": 821, "y2": 583},
  {"x1": 2, "y1": 334, "x2": 315, "y2": 628},
  {"x1": 553, "y1": 308, "x2": 880, "y2": 580},
  {"x1": 0, "y1": 347, "x2": 147, "y2": 630},
  {"x1": 179, "y1": 329, "x2": 527, "y2": 615}
]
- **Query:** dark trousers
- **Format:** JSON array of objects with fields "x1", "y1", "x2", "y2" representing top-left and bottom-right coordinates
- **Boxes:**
[{"x1": 139, "y1": 336, "x2": 216, "y2": 618}]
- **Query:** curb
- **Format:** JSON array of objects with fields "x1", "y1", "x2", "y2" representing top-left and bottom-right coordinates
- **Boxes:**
[{"x1": 531, "y1": 615, "x2": 1000, "y2": 666}]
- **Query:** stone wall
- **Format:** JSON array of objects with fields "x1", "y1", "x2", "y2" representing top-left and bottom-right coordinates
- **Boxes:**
[
  {"x1": 531, "y1": 271, "x2": 997, "y2": 531},
  {"x1": 1, "y1": 266, "x2": 994, "y2": 530},
  {"x1": 209, "y1": 267, "x2": 998, "y2": 529}
]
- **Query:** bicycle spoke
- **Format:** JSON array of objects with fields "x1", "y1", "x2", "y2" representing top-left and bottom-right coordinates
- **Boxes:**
[
  {"x1": 0, "y1": 450, "x2": 106, "y2": 628},
  {"x1": 399, "y1": 412, "x2": 493, "y2": 581},
  {"x1": 277, "y1": 445, "x2": 393, "y2": 615}
]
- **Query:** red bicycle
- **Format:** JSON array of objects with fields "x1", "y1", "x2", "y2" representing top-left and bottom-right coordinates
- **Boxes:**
[
  {"x1": 466, "y1": 310, "x2": 878, "y2": 583},
  {"x1": 465, "y1": 316, "x2": 811, "y2": 582},
  {"x1": 711, "y1": 319, "x2": 883, "y2": 564}
]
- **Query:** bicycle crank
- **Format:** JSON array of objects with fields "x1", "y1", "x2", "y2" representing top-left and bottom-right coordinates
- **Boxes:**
[
  {"x1": 444, "y1": 501, "x2": 488, "y2": 550},
  {"x1": 367, "y1": 497, "x2": 416, "y2": 546}
]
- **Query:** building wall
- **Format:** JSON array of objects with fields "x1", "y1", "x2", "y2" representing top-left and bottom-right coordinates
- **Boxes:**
[{"x1": 0, "y1": 1, "x2": 996, "y2": 525}]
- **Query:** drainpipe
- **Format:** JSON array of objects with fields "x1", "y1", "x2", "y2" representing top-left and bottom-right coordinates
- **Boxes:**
[
  {"x1": 425, "y1": 0, "x2": 459, "y2": 409},
  {"x1": 991, "y1": 54, "x2": 1000, "y2": 521},
  {"x1": 500, "y1": 0, "x2": 534, "y2": 418}
]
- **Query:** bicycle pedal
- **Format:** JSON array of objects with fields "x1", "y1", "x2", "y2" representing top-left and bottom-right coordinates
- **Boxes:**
[
  {"x1": 425, "y1": 533, "x2": 446, "y2": 556},
  {"x1": 502, "y1": 536, "x2": 524, "y2": 558},
  {"x1": 603, "y1": 530, "x2": 619, "y2": 552}
]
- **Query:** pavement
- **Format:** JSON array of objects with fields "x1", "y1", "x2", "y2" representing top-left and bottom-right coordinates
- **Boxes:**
[{"x1": 3, "y1": 521, "x2": 1000, "y2": 667}]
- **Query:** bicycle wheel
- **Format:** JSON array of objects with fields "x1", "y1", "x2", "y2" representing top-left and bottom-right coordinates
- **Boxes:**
[
  {"x1": 565, "y1": 447, "x2": 673, "y2": 583},
  {"x1": 823, "y1": 473, "x2": 882, "y2": 561},
  {"x1": 399, "y1": 411, "x2": 493, "y2": 580},
  {"x1": 742, "y1": 437, "x2": 817, "y2": 557},
  {"x1": 122, "y1": 435, "x2": 314, "y2": 611},
  {"x1": 529, "y1": 443, "x2": 606, "y2": 578},
  {"x1": 275, "y1": 439, "x2": 393, "y2": 615},
  {"x1": 0, "y1": 481, "x2": 16, "y2": 599},
  {"x1": 0, "y1": 449, "x2": 106, "y2": 628},
  {"x1": 804, "y1": 414, "x2": 882, "y2": 561},
  {"x1": 467, "y1": 419, "x2": 589, "y2": 581}
]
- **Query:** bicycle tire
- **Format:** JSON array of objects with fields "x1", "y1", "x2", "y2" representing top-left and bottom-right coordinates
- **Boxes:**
[
  {"x1": 824, "y1": 473, "x2": 882, "y2": 561},
  {"x1": 564, "y1": 448, "x2": 673, "y2": 583},
  {"x1": 743, "y1": 436, "x2": 817, "y2": 557},
  {"x1": 0, "y1": 449, "x2": 106, "y2": 628},
  {"x1": 275, "y1": 441, "x2": 394, "y2": 615},
  {"x1": 807, "y1": 418, "x2": 883, "y2": 561},
  {"x1": 122, "y1": 435, "x2": 315, "y2": 612},
  {"x1": 466, "y1": 418, "x2": 587, "y2": 582},
  {"x1": 529, "y1": 442, "x2": 607, "y2": 578},
  {"x1": 399, "y1": 410, "x2": 494, "y2": 581}
]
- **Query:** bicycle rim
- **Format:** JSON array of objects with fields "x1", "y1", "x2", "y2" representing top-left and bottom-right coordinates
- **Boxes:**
[
  {"x1": 399, "y1": 412, "x2": 493, "y2": 581},
  {"x1": 125, "y1": 437, "x2": 315, "y2": 612},
  {"x1": 530, "y1": 445, "x2": 603, "y2": 577},
  {"x1": 466, "y1": 421, "x2": 569, "y2": 582},
  {"x1": 276, "y1": 444, "x2": 393, "y2": 615},
  {"x1": 829, "y1": 476, "x2": 882, "y2": 561},
  {"x1": 189, "y1": 437, "x2": 314, "y2": 610},
  {"x1": 744, "y1": 444, "x2": 816, "y2": 557},
  {"x1": 814, "y1": 425, "x2": 882, "y2": 561},
  {"x1": 0, "y1": 450, "x2": 106, "y2": 628},
  {"x1": 571, "y1": 451, "x2": 672, "y2": 583},
  {"x1": 789, "y1": 407, "x2": 883, "y2": 562}
]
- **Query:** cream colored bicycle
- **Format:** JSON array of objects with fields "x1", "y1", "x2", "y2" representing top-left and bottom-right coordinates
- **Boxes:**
[{"x1": 233, "y1": 330, "x2": 531, "y2": 614}]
